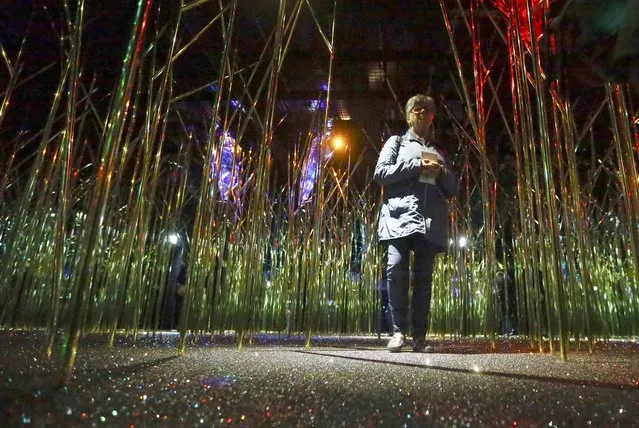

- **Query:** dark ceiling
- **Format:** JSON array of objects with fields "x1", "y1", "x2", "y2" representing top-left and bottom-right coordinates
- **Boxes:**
[{"x1": 0, "y1": 1, "x2": 458, "y2": 130}]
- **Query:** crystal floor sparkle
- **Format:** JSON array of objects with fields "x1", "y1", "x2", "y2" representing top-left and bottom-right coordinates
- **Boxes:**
[{"x1": 1, "y1": 332, "x2": 638, "y2": 427}]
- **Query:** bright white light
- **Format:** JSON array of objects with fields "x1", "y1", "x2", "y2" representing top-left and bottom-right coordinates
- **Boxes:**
[
  {"x1": 448, "y1": 239, "x2": 454, "y2": 246},
  {"x1": 167, "y1": 233, "x2": 179, "y2": 245},
  {"x1": 458, "y1": 236, "x2": 468, "y2": 248}
]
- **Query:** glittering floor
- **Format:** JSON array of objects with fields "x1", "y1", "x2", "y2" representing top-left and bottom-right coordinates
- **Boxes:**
[{"x1": 1, "y1": 332, "x2": 638, "y2": 427}]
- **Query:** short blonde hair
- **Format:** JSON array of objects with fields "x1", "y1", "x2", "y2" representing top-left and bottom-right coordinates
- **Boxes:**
[{"x1": 405, "y1": 94, "x2": 436, "y2": 126}]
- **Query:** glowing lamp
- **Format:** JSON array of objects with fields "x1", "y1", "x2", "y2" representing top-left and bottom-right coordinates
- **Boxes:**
[{"x1": 331, "y1": 135, "x2": 346, "y2": 152}]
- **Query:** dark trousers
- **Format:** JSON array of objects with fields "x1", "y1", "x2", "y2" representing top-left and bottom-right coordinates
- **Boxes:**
[{"x1": 386, "y1": 234, "x2": 437, "y2": 338}]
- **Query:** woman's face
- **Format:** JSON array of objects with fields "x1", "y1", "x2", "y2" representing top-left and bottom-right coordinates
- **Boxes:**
[{"x1": 409, "y1": 105, "x2": 434, "y2": 136}]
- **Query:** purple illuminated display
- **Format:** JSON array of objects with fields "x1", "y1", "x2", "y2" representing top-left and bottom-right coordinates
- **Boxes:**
[{"x1": 212, "y1": 134, "x2": 241, "y2": 202}]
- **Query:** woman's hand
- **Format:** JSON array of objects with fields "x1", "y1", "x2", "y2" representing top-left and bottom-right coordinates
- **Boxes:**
[{"x1": 421, "y1": 158, "x2": 443, "y2": 178}]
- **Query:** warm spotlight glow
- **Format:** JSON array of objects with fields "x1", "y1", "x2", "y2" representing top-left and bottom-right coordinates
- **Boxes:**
[{"x1": 331, "y1": 135, "x2": 346, "y2": 152}]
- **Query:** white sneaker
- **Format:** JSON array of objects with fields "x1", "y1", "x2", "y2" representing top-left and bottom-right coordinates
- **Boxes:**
[{"x1": 387, "y1": 332, "x2": 405, "y2": 352}]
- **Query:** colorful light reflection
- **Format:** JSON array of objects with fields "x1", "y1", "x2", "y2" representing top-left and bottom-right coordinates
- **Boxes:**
[
  {"x1": 492, "y1": 0, "x2": 545, "y2": 47},
  {"x1": 212, "y1": 133, "x2": 242, "y2": 202}
]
